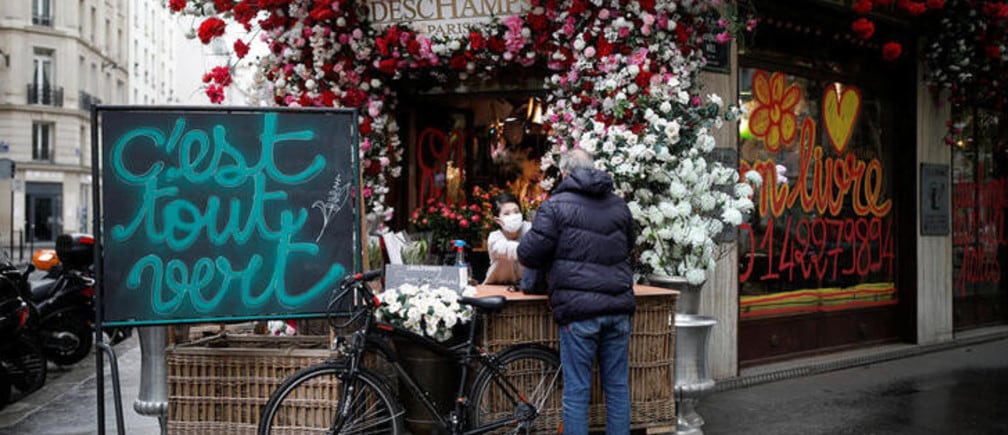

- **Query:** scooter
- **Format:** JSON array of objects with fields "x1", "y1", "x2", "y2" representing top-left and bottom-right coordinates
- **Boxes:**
[
  {"x1": 23, "y1": 234, "x2": 106, "y2": 366},
  {"x1": 0, "y1": 260, "x2": 47, "y2": 408}
]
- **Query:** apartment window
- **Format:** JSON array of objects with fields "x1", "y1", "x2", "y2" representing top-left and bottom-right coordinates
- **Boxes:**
[
  {"x1": 105, "y1": 19, "x2": 111, "y2": 51},
  {"x1": 32, "y1": 122, "x2": 54, "y2": 161},
  {"x1": 90, "y1": 7, "x2": 96, "y2": 42},
  {"x1": 30, "y1": 50, "x2": 58, "y2": 105},
  {"x1": 33, "y1": 0, "x2": 52, "y2": 26}
]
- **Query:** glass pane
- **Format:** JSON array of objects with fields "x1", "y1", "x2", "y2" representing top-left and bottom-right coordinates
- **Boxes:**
[{"x1": 737, "y1": 68, "x2": 898, "y2": 320}]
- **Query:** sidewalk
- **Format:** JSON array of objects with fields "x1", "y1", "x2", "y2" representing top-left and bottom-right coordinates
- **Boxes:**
[
  {"x1": 698, "y1": 332, "x2": 1008, "y2": 434},
  {"x1": 0, "y1": 335, "x2": 161, "y2": 435}
]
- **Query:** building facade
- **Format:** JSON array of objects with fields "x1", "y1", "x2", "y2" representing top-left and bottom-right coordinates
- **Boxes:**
[
  {"x1": 129, "y1": 0, "x2": 178, "y2": 105},
  {"x1": 695, "y1": 0, "x2": 1006, "y2": 380},
  {"x1": 0, "y1": 0, "x2": 128, "y2": 249}
]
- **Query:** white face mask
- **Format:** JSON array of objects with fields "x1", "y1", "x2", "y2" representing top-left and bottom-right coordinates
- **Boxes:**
[{"x1": 501, "y1": 214, "x2": 524, "y2": 233}]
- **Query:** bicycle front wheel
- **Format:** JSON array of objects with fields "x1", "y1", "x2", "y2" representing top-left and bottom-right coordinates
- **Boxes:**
[
  {"x1": 258, "y1": 360, "x2": 403, "y2": 435},
  {"x1": 469, "y1": 345, "x2": 563, "y2": 434}
]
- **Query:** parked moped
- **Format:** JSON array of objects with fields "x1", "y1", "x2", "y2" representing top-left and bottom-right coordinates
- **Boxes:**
[{"x1": 0, "y1": 259, "x2": 47, "y2": 408}]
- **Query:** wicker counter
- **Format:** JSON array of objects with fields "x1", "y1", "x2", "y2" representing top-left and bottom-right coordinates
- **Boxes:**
[
  {"x1": 475, "y1": 284, "x2": 678, "y2": 433},
  {"x1": 166, "y1": 285, "x2": 677, "y2": 434}
]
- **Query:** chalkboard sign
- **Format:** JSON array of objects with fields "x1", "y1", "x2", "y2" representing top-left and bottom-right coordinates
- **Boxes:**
[
  {"x1": 384, "y1": 264, "x2": 467, "y2": 294},
  {"x1": 96, "y1": 107, "x2": 359, "y2": 325}
]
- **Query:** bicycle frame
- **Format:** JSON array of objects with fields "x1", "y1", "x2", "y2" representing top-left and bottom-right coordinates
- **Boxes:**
[{"x1": 334, "y1": 280, "x2": 545, "y2": 435}]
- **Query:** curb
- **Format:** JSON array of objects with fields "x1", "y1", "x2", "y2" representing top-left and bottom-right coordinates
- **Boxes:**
[{"x1": 713, "y1": 327, "x2": 1008, "y2": 393}]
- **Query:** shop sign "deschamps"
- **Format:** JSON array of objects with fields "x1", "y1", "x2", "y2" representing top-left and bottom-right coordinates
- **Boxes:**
[{"x1": 368, "y1": 0, "x2": 531, "y2": 36}]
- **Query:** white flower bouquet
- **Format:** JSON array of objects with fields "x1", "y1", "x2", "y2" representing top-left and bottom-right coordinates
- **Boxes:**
[{"x1": 376, "y1": 284, "x2": 477, "y2": 342}]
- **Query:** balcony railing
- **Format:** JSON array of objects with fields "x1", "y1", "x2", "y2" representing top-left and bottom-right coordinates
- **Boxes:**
[
  {"x1": 32, "y1": 14, "x2": 52, "y2": 26},
  {"x1": 78, "y1": 91, "x2": 101, "y2": 111},
  {"x1": 27, "y1": 84, "x2": 63, "y2": 107}
]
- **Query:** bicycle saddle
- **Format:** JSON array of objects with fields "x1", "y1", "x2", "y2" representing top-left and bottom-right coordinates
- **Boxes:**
[{"x1": 459, "y1": 296, "x2": 506, "y2": 312}]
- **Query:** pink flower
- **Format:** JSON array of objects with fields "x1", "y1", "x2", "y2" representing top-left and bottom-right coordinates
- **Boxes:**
[
  {"x1": 619, "y1": 27, "x2": 630, "y2": 38},
  {"x1": 715, "y1": 32, "x2": 732, "y2": 44},
  {"x1": 338, "y1": 33, "x2": 350, "y2": 44},
  {"x1": 630, "y1": 48, "x2": 649, "y2": 65},
  {"x1": 599, "y1": 9, "x2": 610, "y2": 19},
  {"x1": 563, "y1": 17, "x2": 575, "y2": 36},
  {"x1": 361, "y1": 138, "x2": 372, "y2": 151},
  {"x1": 584, "y1": 46, "x2": 596, "y2": 58}
]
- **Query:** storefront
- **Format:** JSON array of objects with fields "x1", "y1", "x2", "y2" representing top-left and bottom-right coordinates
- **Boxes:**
[
  {"x1": 951, "y1": 108, "x2": 1008, "y2": 329},
  {"x1": 730, "y1": 0, "x2": 919, "y2": 366}
]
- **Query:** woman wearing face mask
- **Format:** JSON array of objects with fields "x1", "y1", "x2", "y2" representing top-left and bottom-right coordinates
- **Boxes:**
[{"x1": 483, "y1": 193, "x2": 531, "y2": 285}]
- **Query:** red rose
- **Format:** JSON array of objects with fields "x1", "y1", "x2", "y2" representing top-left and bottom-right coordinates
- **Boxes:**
[
  {"x1": 209, "y1": 65, "x2": 232, "y2": 86},
  {"x1": 197, "y1": 17, "x2": 227, "y2": 44},
  {"x1": 232, "y1": 1, "x2": 257, "y2": 27},
  {"x1": 359, "y1": 116, "x2": 374, "y2": 134},
  {"x1": 882, "y1": 41, "x2": 902, "y2": 61},
  {"x1": 310, "y1": 4, "x2": 335, "y2": 21},
  {"x1": 597, "y1": 34, "x2": 613, "y2": 58},
  {"x1": 168, "y1": 0, "x2": 187, "y2": 12},
  {"x1": 469, "y1": 31, "x2": 486, "y2": 51},
  {"x1": 526, "y1": 12, "x2": 547, "y2": 32},
  {"x1": 897, "y1": 0, "x2": 926, "y2": 15},
  {"x1": 213, "y1": 0, "x2": 233, "y2": 12},
  {"x1": 850, "y1": 18, "x2": 875, "y2": 39},
  {"x1": 638, "y1": 0, "x2": 656, "y2": 12},
  {"x1": 375, "y1": 36, "x2": 391, "y2": 57},
  {"x1": 985, "y1": 44, "x2": 1002, "y2": 59},
  {"x1": 321, "y1": 90, "x2": 336, "y2": 106},
  {"x1": 449, "y1": 53, "x2": 470, "y2": 70},
  {"x1": 407, "y1": 38, "x2": 421, "y2": 55},
  {"x1": 852, "y1": 0, "x2": 873, "y2": 14},
  {"x1": 343, "y1": 88, "x2": 367, "y2": 108},
  {"x1": 568, "y1": 0, "x2": 586, "y2": 14},
  {"x1": 233, "y1": 39, "x2": 250, "y2": 58},
  {"x1": 471, "y1": 215, "x2": 481, "y2": 222},
  {"x1": 459, "y1": 219, "x2": 470, "y2": 228},
  {"x1": 487, "y1": 36, "x2": 506, "y2": 53},
  {"x1": 205, "y1": 85, "x2": 225, "y2": 104},
  {"x1": 635, "y1": 70, "x2": 653, "y2": 88},
  {"x1": 925, "y1": 0, "x2": 944, "y2": 9},
  {"x1": 378, "y1": 58, "x2": 398, "y2": 74}
]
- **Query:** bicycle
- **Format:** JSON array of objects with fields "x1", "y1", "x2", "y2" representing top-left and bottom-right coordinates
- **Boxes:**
[{"x1": 258, "y1": 270, "x2": 564, "y2": 434}]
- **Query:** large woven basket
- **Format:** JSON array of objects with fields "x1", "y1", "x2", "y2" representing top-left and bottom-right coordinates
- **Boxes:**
[
  {"x1": 166, "y1": 334, "x2": 335, "y2": 434},
  {"x1": 481, "y1": 294, "x2": 676, "y2": 431}
]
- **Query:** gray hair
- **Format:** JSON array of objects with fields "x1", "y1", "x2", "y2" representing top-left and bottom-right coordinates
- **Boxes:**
[{"x1": 559, "y1": 148, "x2": 595, "y2": 174}]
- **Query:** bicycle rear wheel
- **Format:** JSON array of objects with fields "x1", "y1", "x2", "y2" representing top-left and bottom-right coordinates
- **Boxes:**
[
  {"x1": 259, "y1": 360, "x2": 403, "y2": 435},
  {"x1": 469, "y1": 345, "x2": 563, "y2": 434}
]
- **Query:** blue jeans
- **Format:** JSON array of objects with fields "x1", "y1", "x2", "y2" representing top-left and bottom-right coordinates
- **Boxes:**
[{"x1": 558, "y1": 314, "x2": 632, "y2": 435}]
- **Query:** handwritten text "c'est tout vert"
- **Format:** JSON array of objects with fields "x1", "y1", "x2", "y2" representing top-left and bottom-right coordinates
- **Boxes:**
[{"x1": 109, "y1": 113, "x2": 344, "y2": 315}]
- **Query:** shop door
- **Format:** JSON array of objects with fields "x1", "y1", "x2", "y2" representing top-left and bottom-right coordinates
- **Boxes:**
[
  {"x1": 25, "y1": 182, "x2": 62, "y2": 242},
  {"x1": 952, "y1": 109, "x2": 1008, "y2": 329}
]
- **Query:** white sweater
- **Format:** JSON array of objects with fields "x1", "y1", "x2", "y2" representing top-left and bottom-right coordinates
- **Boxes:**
[{"x1": 482, "y1": 221, "x2": 532, "y2": 285}]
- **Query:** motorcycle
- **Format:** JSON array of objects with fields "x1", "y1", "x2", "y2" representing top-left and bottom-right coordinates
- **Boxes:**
[
  {"x1": 0, "y1": 259, "x2": 47, "y2": 408},
  {"x1": 24, "y1": 233, "x2": 131, "y2": 366}
]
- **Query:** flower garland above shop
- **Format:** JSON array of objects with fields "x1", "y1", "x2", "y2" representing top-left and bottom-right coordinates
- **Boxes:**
[
  {"x1": 170, "y1": 0, "x2": 760, "y2": 282},
  {"x1": 847, "y1": 0, "x2": 1008, "y2": 142}
]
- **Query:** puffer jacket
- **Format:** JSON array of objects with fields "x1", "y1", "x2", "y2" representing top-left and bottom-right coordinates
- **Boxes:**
[{"x1": 517, "y1": 167, "x2": 635, "y2": 325}]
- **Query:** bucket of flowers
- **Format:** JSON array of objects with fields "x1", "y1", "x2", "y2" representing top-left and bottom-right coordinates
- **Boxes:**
[{"x1": 376, "y1": 283, "x2": 477, "y2": 342}]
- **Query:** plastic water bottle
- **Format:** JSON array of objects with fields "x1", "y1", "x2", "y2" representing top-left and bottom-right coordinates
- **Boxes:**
[{"x1": 453, "y1": 240, "x2": 470, "y2": 289}]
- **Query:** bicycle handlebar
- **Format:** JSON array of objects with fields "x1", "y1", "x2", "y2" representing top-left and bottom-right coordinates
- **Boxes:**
[{"x1": 341, "y1": 269, "x2": 383, "y2": 287}]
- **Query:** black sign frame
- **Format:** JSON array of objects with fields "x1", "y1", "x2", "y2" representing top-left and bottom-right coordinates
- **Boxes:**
[
  {"x1": 92, "y1": 106, "x2": 361, "y2": 326},
  {"x1": 920, "y1": 163, "x2": 950, "y2": 236}
]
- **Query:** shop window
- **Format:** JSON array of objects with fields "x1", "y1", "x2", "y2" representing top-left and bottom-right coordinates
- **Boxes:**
[
  {"x1": 737, "y1": 68, "x2": 898, "y2": 323},
  {"x1": 32, "y1": 122, "x2": 54, "y2": 162},
  {"x1": 951, "y1": 109, "x2": 1008, "y2": 329}
]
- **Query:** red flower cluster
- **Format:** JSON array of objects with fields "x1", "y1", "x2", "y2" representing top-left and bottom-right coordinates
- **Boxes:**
[
  {"x1": 168, "y1": 0, "x2": 186, "y2": 12},
  {"x1": 202, "y1": 66, "x2": 232, "y2": 87},
  {"x1": 409, "y1": 197, "x2": 489, "y2": 252},
  {"x1": 849, "y1": 0, "x2": 945, "y2": 60},
  {"x1": 197, "y1": 17, "x2": 226, "y2": 44},
  {"x1": 233, "y1": 40, "x2": 250, "y2": 59}
]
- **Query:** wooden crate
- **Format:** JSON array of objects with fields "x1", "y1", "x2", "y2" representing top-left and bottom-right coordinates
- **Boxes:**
[
  {"x1": 481, "y1": 293, "x2": 676, "y2": 430},
  {"x1": 166, "y1": 334, "x2": 334, "y2": 434}
]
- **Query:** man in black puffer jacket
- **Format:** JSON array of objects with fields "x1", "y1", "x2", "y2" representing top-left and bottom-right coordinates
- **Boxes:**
[{"x1": 518, "y1": 149, "x2": 635, "y2": 435}]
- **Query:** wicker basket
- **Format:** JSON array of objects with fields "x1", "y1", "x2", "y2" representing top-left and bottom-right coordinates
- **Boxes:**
[
  {"x1": 481, "y1": 294, "x2": 676, "y2": 430},
  {"x1": 166, "y1": 334, "x2": 335, "y2": 434}
]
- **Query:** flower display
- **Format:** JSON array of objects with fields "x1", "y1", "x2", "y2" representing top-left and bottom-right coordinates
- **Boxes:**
[
  {"x1": 377, "y1": 283, "x2": 476, "y2": 342},
  {"x1": 409, "y1": 197, "x2": 489, "y2": 254},
  {"x1": 171, "y1": 0, "x2": 759, "y2": 282}
]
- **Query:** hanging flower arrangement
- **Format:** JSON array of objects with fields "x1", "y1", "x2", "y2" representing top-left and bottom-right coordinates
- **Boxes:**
[
  {"x1": 847, "y1": 0, "x2": 1008, "y2": 144},
  {"x1": 169, "y1": 0, "x2": 760, "y2": 281}
]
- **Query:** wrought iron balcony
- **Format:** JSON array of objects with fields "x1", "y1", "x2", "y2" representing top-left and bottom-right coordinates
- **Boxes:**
[
  {"x1": 78, "y1": 91, "x2": 101, "y2": 111},
  {"x1": 27, "y1": 84, "x2": 63, "y2": 107},
  {"x1": 32, "y1": 14, "x2": 52, "y2": 26}
]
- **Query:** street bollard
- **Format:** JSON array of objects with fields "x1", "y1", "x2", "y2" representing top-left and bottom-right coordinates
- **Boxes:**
[{"x1": 134, "y1": 326, "x2": 168, "y2": 435}]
